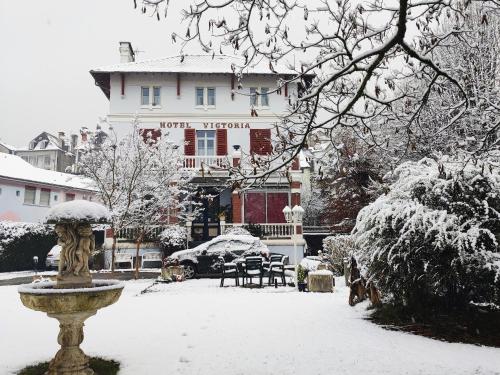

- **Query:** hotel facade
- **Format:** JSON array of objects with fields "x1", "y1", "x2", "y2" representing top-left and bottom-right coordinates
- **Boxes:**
[{"x1": 91, "y1": 42, "x2": 309, "y2": 256}]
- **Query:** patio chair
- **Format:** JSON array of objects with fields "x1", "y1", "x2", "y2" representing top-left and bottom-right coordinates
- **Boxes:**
[
  {"x1": 242, "y1": 256, "x2": 263, "y2": 287},
  {"x1": 219, "y1": 256, "x2": 239, "y2": 287},
  {"x1": 141, "y1": 252, "x2": 162, "y2": 269},
  {"x1": 267, "y1": 254, "x2": 286, "y2": 286}
]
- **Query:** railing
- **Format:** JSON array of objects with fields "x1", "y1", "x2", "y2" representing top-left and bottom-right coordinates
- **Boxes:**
[
  {"x1": 222, "y1": 223, "x2": 295, "y2": 239},
  {"x1": 183, "y1": 155, "x2": 231, "y2": 170},
  {"x1": 115, "y1": 225, "x2": 166, "y2": 241}
]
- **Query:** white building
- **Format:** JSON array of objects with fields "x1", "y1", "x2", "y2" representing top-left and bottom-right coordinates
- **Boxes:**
[
  {"x1": 90, "y1": 42, "x2": 309, "y2": 259},
  {"x1": 0, "y1": 153, "x2": 96, "y2": 223},
  {"x1": 15, "y1": 131, "x2": 77, "y2": 173}
]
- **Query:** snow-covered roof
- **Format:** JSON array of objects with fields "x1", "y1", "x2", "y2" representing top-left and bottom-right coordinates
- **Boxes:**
[
  {"x1": 0, "y1": 140, "x2": 17, "y2": 152},
  {"x1": 91, "y1": 54, "x2": 298, "y2": 76},
  {"x1": 90, "y1": 54, "x2": 310, "y2": 98},
  {"x1": 0, "y1": 153, "x2": 95, "y2": 191}
]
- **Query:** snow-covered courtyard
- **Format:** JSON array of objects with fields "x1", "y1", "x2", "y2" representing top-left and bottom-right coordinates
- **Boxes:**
[{"x1": 1, "y1": 277, "x2": 499, "y2": 375}]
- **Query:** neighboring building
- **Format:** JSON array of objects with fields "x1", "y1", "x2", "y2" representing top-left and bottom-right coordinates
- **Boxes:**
[
  {"x1": 15, "y1": 131, "x2": 77, "y2": 173},
  {"x1": 0, "y1": 140, "x2": 17, "y2": 155},
  {"x1": 91, "y1": 42, "x2": 310, "y2": 259},
  {"x1": 0, "y1": 153, "x2": 96, "y2": 223}
]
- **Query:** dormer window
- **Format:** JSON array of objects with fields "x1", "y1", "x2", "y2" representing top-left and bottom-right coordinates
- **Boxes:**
[
  {"x1": 141, "y1": 86, "x2": 161, "y2": 108},
  {"x1": 250, "y1": 87, "x2": 270, "y2": 108}
]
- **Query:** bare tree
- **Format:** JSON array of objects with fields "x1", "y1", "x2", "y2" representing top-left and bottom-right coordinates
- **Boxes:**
[
  {"x1": 135, "y1": 0, "x2": 499, "y2": 180},
  {"x1": 79, "y1": 117, "x2": 195, "y2": 275}
]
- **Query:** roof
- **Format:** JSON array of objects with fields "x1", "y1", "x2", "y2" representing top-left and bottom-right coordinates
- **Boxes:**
[
  {"x1": 90, "y1": 54, "x2": 308, "y2": 98},
  {"x1": 0, "y1": 140, "x2": 17, "y2": 152},
  {"x1": 0, "y1": 153, "x2": 95, "y2": 191},
  {"x1": 91, "y1": 54, "x2": 298, "y2": 75}
]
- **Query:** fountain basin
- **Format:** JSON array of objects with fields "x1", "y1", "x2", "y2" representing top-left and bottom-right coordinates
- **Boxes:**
[
  {"x1": 19, "y1": 280, "x2": 124, "y2": 314},
  {"x1": 18, "y1": 280, "x2": 124, "y2": 375}
]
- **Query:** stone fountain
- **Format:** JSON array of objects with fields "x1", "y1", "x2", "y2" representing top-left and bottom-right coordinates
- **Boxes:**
[{"x1": 18, "y1": 200, "x2": 124, "y2": 375}]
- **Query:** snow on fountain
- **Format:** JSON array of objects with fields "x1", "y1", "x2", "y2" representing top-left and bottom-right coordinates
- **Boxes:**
[{"x1": 18, "y1": 200, "x2": 124, "y2": 375}]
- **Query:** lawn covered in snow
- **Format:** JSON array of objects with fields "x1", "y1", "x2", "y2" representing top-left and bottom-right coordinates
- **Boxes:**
[{"x1": 1, "y1": 278, "x2": 499, "y2": 374}]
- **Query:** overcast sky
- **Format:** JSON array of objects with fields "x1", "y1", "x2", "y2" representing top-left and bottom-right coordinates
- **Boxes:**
[{"x1": 0, "y1": 0, "x2": 191, "y2": 147}]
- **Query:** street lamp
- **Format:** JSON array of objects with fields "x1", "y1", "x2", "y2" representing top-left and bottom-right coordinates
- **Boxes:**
[
  {"x1": 282, "y1": 205, "x2": 292, "y2": 223},
  {"x1": 284, "y1": 205, "x2": 304, "y2": 288}
]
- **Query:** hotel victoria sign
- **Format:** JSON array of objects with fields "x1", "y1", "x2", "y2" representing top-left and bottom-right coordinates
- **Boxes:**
[{"x1": 159, "y1": 121, "x2": 255, "y2": 129}]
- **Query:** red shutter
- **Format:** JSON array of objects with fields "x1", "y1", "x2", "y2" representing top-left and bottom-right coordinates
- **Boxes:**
[
  {"x1": 250, "y1": 129, "x2": 272, "y2": 155},
  {"x1": 216, "y1": 129, "x2": 227, "y2": 156},
  {"x1": 184, "y1": 128, "x2": 196, "y2": 155},
  {"x1": 139, "y1": 128, "x2": 162, "y2": 145}
]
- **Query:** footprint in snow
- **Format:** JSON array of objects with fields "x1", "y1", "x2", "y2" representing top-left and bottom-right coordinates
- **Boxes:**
[
  {"x1": 179, "y1": 356, "x2": 190, "y2": 363},
  {"x1": 181, "y1": 332, "x2": 188, "y2": 336}
]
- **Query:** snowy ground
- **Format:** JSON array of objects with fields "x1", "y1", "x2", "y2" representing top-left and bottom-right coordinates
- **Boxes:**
[{"x1": 1, "y1": 278, "x2": 500, "y2": 375}]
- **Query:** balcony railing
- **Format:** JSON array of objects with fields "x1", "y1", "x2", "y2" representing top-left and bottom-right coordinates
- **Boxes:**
[
  {"x1": 183, "y1": 155, "x2": 231, "y2": 170},
  {"x1": 221, "y1": 223, "x2": 295, "y2": 239}
]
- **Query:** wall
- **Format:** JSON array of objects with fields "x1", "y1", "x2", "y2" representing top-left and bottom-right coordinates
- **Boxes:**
[
  {"x1": 0, "y1": 178, "x2": 95, "y2": 223},
  {"x1": 107, "y1": 72, "x2": 297, "y2": 154}
]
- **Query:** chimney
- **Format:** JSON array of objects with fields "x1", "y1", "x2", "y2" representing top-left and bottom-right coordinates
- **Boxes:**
[{"x1": 119, "y1": 41, "x2": 135, "y2": 63}]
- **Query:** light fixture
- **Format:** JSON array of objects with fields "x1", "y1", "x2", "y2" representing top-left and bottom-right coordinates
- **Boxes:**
[{"x1": 282, "y1": 205, "x2": 292, "y2": 223}]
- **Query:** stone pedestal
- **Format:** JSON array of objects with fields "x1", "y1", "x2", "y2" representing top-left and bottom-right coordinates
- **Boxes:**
[
  {"x1": 47, "y1": 311, "x2": 96, "y2": 375},
  {"x1": 308, "y1": 270, "x2": 334, "y2": 293}
]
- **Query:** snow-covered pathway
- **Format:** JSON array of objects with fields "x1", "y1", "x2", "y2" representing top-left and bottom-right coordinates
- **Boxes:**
[{"x1": 1, "y1": 278, "x2": 499, "y2": 375}]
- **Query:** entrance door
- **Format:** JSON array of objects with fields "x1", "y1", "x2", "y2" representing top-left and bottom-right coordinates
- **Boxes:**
[{"x1": 193, "y1": 190, "x2": 220, "y2": 242}]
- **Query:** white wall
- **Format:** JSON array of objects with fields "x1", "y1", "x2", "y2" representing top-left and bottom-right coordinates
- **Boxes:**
[
  {"x1": 107, "y1": 72, "x2": 298, "y2": 154},
  {"x1": 0, "y1": 179, "x2": 95, "y2": 223}
]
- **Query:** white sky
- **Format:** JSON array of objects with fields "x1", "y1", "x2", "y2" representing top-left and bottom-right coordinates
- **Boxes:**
[{"x1": 0, "y1": 0, "x2": 189, "y2": 147}]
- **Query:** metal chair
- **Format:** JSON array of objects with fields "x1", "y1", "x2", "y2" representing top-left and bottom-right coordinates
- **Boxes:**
[
  {"x1": 219, "y1": 256, "x2": 239, "y2": 287},
  {"x1": 267, "y1": 255, "x2": 286, "y2": 286},
  {"x1": 242, "y1": 256, "x2": 263, "y2": 287}
]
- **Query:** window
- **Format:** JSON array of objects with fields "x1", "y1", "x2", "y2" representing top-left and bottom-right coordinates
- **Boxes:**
[
  {"x1": 261, "y1": 87, "x2": 269, "y2": 107},
  {"x1": 207, "y1": 87, "x2": 216, "y2": 106},
  {"x1": 250, "y1": 87, "x2": 257, "y2": 107},
  {"x1": 141, "y1": 86, "x2": 150, "y2": 106},
  {"x1": 44, "y1": 156, "x2": 51, "y2": 167},
  {"x1": 196, "y1": 88, "x2": 204, "y2": 106},
  {"x1": 153, "y1": 86, "x2": 161, "y2": 106},
  {"x1": 54, "y1": 195, "x2": 58, "y2": 201},
  {"x1": 195, "y1": 87, "x2": 216, "y2": 107},
  {"x1": 24, "y1": 186, "x2": 36, "y2": 205},
  {"x1": 40, "y1": 188, "x2": 51, "y2": 206},
  {"x1": 196, "y1": 130, "x2": 215, "y2": 157},
  {"x1": 250, "y1": 87, "x2": 270, "y2": 107},
  {"x1": 16, "y1": 190, "x2": 20, "y2": 197},
  {"x1": 65, "y1": 193, "x2": 75, "y2": 201}
]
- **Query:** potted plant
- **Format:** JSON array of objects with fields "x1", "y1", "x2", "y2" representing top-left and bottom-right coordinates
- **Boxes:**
[{"x1": 297, "y1": 265, "x2": 307, "y2": 292}]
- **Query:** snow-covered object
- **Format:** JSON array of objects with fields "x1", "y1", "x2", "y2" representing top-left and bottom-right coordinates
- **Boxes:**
[
  {"x1": 45, "y1": 200, "x2": 110, "y2": 224},
  {"x1": 169, "y1": 235, "x2": 269, "y2": 264},
  {"x1": 91, "y1": 54, "x2": 297, "y2": 75},
  {"x1": 159, "y1": 225, "x2": 187, "y2": 248},
  {"x1": 18, "y1": 279, "x2": 123, "y2": 294},
  {"x1": 0, "y1": 222, "x2": 51, "y2": 252},
  {"x1": 353, "y1": 157, "x2": 500, "y2": 308},
  {"x1": 222, "y1": 226, "x2": 252, "y2": 236},
  {"x1": 0, "y1": 153, "x2": 94, "y2": 191},
  {"x1": 300, "y1": 256, "x2": 322, "y2": 271}
]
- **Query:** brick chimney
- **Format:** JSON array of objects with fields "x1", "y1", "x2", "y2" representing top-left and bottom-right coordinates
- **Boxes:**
[{"x1": 119, "y1": 41, "x2": 135, "y2": 63}]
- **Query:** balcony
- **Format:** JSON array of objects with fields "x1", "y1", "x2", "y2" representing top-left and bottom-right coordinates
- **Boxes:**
[{"x1": 182, "y1": 155, "x2": 231, "y2": 172}]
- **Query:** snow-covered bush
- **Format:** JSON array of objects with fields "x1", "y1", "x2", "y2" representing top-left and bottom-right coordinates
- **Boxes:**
[
  {"x1": 0, "y1": 222, "x2": 56, "y2": 272},
  {"x1": 322, "y1": 235, "x2": 356, "y2": 272},
  {"x1": 159, "y1": 225, "x2": 187, "y2": 255},
  {"x1": 354, "y1": 157, "x2": 500, "y2": 310}
]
